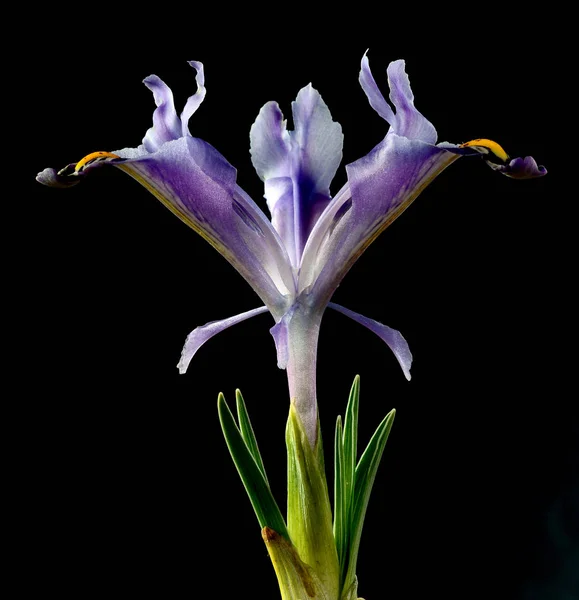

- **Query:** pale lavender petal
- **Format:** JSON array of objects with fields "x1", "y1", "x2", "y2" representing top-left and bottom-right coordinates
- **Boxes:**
[
  {"x1": 291, "y1": 84, "x2": 343, "y2": 195},
  {"x1": 291, "y1": 84, "x2": 343, "y2": 255},
  {"x1": 329, "y1": 303, "x2": 412, "y2": 380},
  {"x1": 142, "y1": 75, "x2": 182, "y2": 152},
  {"x1": 180, "y1": 61, "x2": 207, "y2": 136},
  {"x1": 250, "y1": 88, "x2": 343, "y2": 263},
  {"x1": 264, "y1": 177, "x2": 296, "y2": 263},
  {"x1": 250, "y1": 102, "x2": 297, "y2": 263},
  {"x1": 359, "y1": 51, "x2": 396, "y2": 125},
  {"x1": 250, "y1": 101, "x2": 292, "y2": 181},
  {"x1": 177, "y1": 306, "x2": 269, "y2": 374},
  {"x1": 386, "y1": 59, "x2": 438, "y2": 144},
  {"x1": 360, "y1": 54, "x2": 437, "y2": 144}
]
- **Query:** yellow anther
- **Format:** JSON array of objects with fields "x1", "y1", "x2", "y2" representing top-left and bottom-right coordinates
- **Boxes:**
[
  {"x1": 74, "y1": 151, "x2": 121, "y2": 173},
  {"x1": 460, "y1": 139, "x2": 509, "y2": 162}
]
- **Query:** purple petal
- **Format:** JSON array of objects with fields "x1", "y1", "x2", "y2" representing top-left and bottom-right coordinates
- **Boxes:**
[
  {"x1": 291, "y1": 84, "x2": 343, "y2": 196},
  {"x1": 142, "y1": 75, "x2": 182, "y2": 152},
  {"x1": 180, "y1": 61, "x2": 207, "y2": 136},
  {"x1": 298, "y1": 181, "x2": 351, "y2": 294},
  {"x1": 360, "y1": 53, "x2": 437, "y2": 144},
  {"x1": 177, "y1": 306, "x2": 269, "y2": 374},
  {"x1": 250, "y1": 87, "x2": 343, "y2": 263},
  {"x1": 329, "y1": 303, "x2": 412, "y2": 380},
  {"x1": 250, "y1": 101, "x2": 292, "y2": 181},
  {"x1": 263, "y1": 177, "x2": 295, "y2": 261},
  {"x1": 487, "y1": 155, "x2": 547, "y2": 179},
  {"x1": 231, "y1": 183, "x2": 296, "y2": 300},
  {"x1": 249, "y1": 102, "x2": 297, "y2": 262},
  {"x1": 359, "y1": 51, "x2": 396, "y2": 125},
  {"x1": 118, "y1": 137, "x2": 293, "y2": 311},
  {"x1": 307, "y1": 133, "x2": 458, "y2": 306},
  {"x1": 291, "y1": 85, "x2": 343, "y2": 255},
  {"x1": 38, "y1": 135, "x2": 293, "y2": 312},
  {"x1": 386, "y1": 59, "x2": 438, "y2": 144}
]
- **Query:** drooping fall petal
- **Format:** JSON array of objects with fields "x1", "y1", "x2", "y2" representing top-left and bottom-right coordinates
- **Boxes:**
[
  {"x1": 329, "y1": 303, "x2": 412, "y2": 380},
  {"x1": 178, "y1": 306, "x2": 269, "y2": 374}
]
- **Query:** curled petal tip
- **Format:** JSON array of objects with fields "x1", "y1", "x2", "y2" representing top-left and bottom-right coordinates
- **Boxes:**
[
  {"x1": 448, "y1": 140, "x2": 546, "y2": 179},
  {"x1": 36, "y1": 166, "x2": 81, "y2": 188},
  {"x1": 489, "y1": 155, "x2": 547, "y2": 179},
  {"x1": 37, "y1": 152, "x2": 123, "y2": 188}
]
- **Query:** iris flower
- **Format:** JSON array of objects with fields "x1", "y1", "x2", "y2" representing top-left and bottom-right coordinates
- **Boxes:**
[{"x1": 37, "y1": 53, "x2": 545, "y2": 447}]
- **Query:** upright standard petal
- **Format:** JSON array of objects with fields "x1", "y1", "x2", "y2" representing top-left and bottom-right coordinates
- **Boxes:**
[
  {"x1": 250, "y1": 86, "x2": 343, "y2": 265},
  {"x1": 250, "y1": 102, "x2": 296, "y2": 263},
  {"x1": 360, "y1": 53, "x2": 437, "y2": 144},
  {"x1": 142, "y1": 75, "x2": 182, "y2": 152},
  {"x1": 180, "y1": 60, "x2": 207, "y2": 136},
  {"x1": 386, "y1": 59, "x2": 438, "y2": 144},
  {"x1": 126, "y1": 60, "x2": 207, "y2": 156}
]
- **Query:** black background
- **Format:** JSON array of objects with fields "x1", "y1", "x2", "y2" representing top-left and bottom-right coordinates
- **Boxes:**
[{"x1": 14, "y1": 11, "x2": 577, "y2": 600}]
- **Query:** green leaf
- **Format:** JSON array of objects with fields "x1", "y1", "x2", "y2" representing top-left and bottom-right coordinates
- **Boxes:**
[
  {"x1": 235, "y1": 389, "x2": 268, "y2": 485},
  {"x1": 335, "y1": 375, "x2": 361, "y2": 585},
  {"x1": 341, "y1": 376, "x2": 360, "y2": 565},
  {"x1": 333, "y1": 415, "x2": 346, "y2": 565},
  {"x1": 342, "y1": 407, "x2": 396, "y2": 593},
  {"x1": 217, "y1": 392, "x2": 289, "y2": 539},
  {"x1": 343, "y1": 375, "x2": 360, "y2": 500}
]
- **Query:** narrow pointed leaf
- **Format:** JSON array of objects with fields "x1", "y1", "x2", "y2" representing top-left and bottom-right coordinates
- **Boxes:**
[
  {"x1": 339, "y1": 375, "x2": 360, "y2": 587},
  {"x1": 343, "y1": 376, "x2": 360, "y2": 476},
  {"x1": 235, "y1": 389, "x2": 269, "y2": 485},
  {"x1": 333, "y1": 415, "x2": 346, "y2": 566},
  {"x1": 342, "y1": 375, "x2": 360, "y2": 520},
  {"x1": 343, "y1": 408, "x2": 396, "y2": 592},
  {"x1": 218, "y1": 393, "x2": 289, "y2": 539}
]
